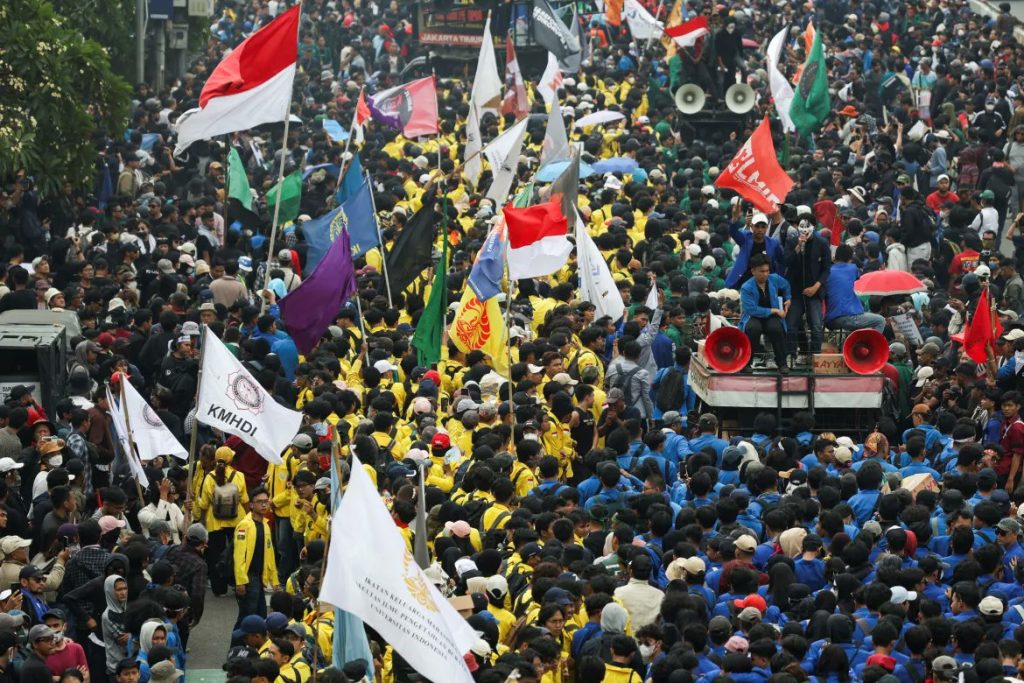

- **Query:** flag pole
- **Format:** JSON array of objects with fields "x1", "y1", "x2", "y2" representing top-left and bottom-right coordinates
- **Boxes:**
[
  {"x1": 261, "y1": 2, "x2": 303, "y2": 297},
  {"x1": 183, "y1": 326, "x2": 209, "y2": 527},
  {"x1": 504, "y1": 238, "x2": 517, "y2": 446},
  {"x1": 364, "y1": 171, "x2": 393, "y2": 308},
  {"x1": 353, "y1": 288, "x2": 368, "y2": 342},
  {"x1": 117, "y1": 376, "x2": 148, "y2": 506}
]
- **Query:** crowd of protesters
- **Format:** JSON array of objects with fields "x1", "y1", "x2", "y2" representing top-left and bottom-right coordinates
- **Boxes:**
[{"x1": 5, "y1": 0, "x2": 1024, "y2": 683}]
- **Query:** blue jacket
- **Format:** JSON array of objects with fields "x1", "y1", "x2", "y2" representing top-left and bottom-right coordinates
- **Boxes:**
[
  {"x1": 739, "y1": 274, "x2": 792, "y2": 331},
  {"x1": 725, "y1": 222, "x2": 785, "y2": 288},
  {"x1": 825, "y1": 261, "x2": 866, "y2": 323}
]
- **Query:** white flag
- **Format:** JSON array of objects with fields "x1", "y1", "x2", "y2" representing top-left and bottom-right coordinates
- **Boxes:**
[
  {"x1": 320, "y1": 452, "x2": 477, "y2": 683},
  {"x1": 624, "y1": 0, "x2": 664, "y2": 40},
  {"x1": 120, "y1": 380, "x2": 188, "y2": 461},
  {"x1": 484, "y1": 118, "x2": 529, "y2": 203},
  {"x1": 575, "y1": 213, "x2": 625, "y2": 322},
  {"x1": 106, "y1": 387, "x2": 151, "y2": 487},
  {"x1": 539, "y1": 93, "x2": 571, "y2": 168},
  {"x1": 537, "y1": 53, "x2": 563, "y2": 110},
  {"x1": 196, "y1": 328, "x2": 301, "y2": 465},
  {"x1": 645, "y1": 281, "x2": 659, "y2": 310},
  {"x1": 465, "y1": 14, "x2": 503, "y2": 188},
  {"x1": 767, "y1": 26, "x2": 796, "y2": 133}
]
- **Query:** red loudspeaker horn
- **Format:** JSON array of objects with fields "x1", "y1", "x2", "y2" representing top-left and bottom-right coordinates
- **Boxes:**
[
  {"x1": 842, "y1": 329, "x2": 889, "y2": 375},
  {"x1": 705, "y1": 327, "x2": 752, "y2": 374}
]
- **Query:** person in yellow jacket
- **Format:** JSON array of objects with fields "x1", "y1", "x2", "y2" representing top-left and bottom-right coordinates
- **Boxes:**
[
  {"x1": 190, "y1": 443, "x2": 216, "y2": 504},
  {"x1": 195, "y1": 445, "x2": 249, "y2": 596},
  {"x1": 233, "y1": 486, "x2": 280, "y2": 625},
  {"x1": 268, "y1": 637, "x2": 311, "y2": 683},
  {"x1": 600, "y1": 636, "x2": 644, "y2": 683},
  {"x1": 266, "y1": 434, "x2": 313, "y2": 579}
]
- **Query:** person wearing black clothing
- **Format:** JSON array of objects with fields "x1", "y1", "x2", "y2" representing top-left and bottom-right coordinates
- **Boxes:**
[
  {"x1": 19, "y1": 625, "x2": 58, "y2": 683},
  {"x1": 980, "y1": 149, "x2": 1016, "y2": 233},
  {"x1": 0, "y1": 266, "x2": 36, "y2": 313},
  {"x1": 784, "y1": 220, "x2": 832, "y2": 358},
  {"x1": 900, "y1": 188, "x2": 935, "y2": 265}
]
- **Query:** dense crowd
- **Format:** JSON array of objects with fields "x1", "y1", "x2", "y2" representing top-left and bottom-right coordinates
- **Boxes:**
[{"x1": 5, "y1": 0, "x2": 1024, "y2": 683}]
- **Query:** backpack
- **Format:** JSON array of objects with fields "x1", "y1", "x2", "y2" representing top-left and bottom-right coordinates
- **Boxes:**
[
  {"x1": 462, "y1": 495, "x2": 489, "y2": 529},
  {"x1": 211, "y1": 474, "x2": 241, "y2": 520},
  {"x1": 611, "y1": 366, "x2": 642, "y2": 406},
  {"x1": 656, "y1": 367, "x2": 686, "y2": 413}
]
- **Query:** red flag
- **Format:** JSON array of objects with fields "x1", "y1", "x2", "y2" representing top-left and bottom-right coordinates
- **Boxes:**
[
  {"x1": 174, "y1": 5, "x2": 299, "y2": 152},
  {"x1": 355, "y1": 88, "x2": 371, "y2": 126},
  {"x1": 665, "y1": 16, "x2": 709, "y2": 47},
  {"x1": 814, "y1": 199, "x2": 843, "y2": 246},
  {"x1": 503, "y1": 198, "x2": 571, "y2": 280},
  {"x1": 502, "y1": 38, "x2": 530, "y2": 118},
  {"x1": 714, "y1": 117, "x2": 794, "y2": 213},
  {"x1": 964, "y1": 288, "x2": 1004, "y2": 363},
  {"x1": 369, "y1": 76, "x2": 439, "y2": 138}
]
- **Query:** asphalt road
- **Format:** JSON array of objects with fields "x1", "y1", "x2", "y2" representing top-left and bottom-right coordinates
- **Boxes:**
[{"x1": 185, "y1": 589, "x2": 237, "y2": 683}]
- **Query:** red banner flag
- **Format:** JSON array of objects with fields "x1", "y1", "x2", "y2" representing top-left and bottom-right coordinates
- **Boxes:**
[
  {"x1": 964, "y1": 287, "x2": 1003, "y2": 363},
  {"x1": 714, "y1": 117, "x2": 794, "y2": 213}
]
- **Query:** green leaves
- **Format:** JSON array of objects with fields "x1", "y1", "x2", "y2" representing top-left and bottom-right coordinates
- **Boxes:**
[{"x1": 0, "y1": 0, "x2": 130, "y2": 198}]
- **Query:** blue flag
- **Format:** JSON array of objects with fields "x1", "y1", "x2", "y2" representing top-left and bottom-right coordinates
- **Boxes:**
[
  {"x1": 305, "y1": 179, "x2": 379, "y2": 272},
  {"x1": 467, "y1": 219, "x2": 507, "y2": 301},
  {"x1": 97, "y1": 165, "x2": 113, "y2": 210},
  {"x1": 335, "y1": 154, "x2": 363, "y2": 205}
]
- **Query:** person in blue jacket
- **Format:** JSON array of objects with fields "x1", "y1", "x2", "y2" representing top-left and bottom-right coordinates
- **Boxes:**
[
  {"x1": 725, "y1": 207, "x2": 785, "y2": 289},
  {"x1": 739, "y1": 254, "x2": 792, "y2": 371}
]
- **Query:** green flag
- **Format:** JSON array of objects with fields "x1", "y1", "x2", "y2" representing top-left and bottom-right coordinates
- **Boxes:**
[
  {"x1": 266, "y1": 171, "x2": 303, "y2": 223},
  {"x1": 789, "y1": 30, "x2": 830, "y2": 138},
  {"x1": 512, "y1": 182, "x2": 533, "y2": 208},
  {"x1": 411, "y1": 210, "x2": 448, "y2": 367},
  {"x1": 227, "y1": 148, "x2": 252, "y2": 211}
]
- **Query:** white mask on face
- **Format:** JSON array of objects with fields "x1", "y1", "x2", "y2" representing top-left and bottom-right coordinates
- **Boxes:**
[
  {"x1": 639, "y1": 644, "x2": 655, "y2": 662},
  {"x1": 47, "y1": 455, "x2": 63, "y2": 468},
  {"x1": 986, "y1": 104, "x2": 995, "y2": 112}
]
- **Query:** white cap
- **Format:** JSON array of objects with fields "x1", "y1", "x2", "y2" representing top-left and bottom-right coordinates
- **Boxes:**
[
  {"x1": 701, "y1": 255, "x2": 717, "y2": 269},
  {"x1": 751, "y1": 213, "x2": 769, "y2": 225},
  {"x1": 687, "y1": 244, "x2": 702, "y2": 256},
  {"x1": 914, "y1": 366, "x2": 935, "y2": 387},
  {"x1": 701, "y1": 185, "x2": 715, "y2": 196},
  {"x1": 890, "y1": 586, "x2": 918, "y2": 604},
  {"x1": 974, "y1": 264, "x2": 991, "y2": 278},
  {"x1": 0, "y1": 458, "x2": 23, "y2": 473},
  {"x1": 373, "y1": 359, "x2": 398, "y2": 374}
]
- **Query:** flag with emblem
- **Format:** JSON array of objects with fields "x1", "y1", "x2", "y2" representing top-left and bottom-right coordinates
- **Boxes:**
[
  {"x1": 280, "y1": 226, "x2": 358, "y2": 355},
  {"x1": 305, "y1": 177, "x2": 378, "y2": 272},
  {"x1": 120, "y1": 379, "x2": 188, "y2": 461},
  {"x1": 502, "y1": 37, "x2": 530, "y2": 118},
  {"x1": 466, "y1": 13, "x2": 503, "y2": 189},
  {"x1": 789, "y1": 28, "x2": 830, "y2": 138},
  {"x1": 467, "y1": 216, "x2": 507, "y2": 302},
  {"x1": 450, "y1": 288, "x2": 510, "y2": 377},
  {"x1": 531, "y1": 0, "x2": 579, "y2": 60},
  {"x1": 369, "y1": 76, "x2": 439, "y2": 138},
  {"x1": 197, "y1": 328, "x2": 301, "y2": 464}
]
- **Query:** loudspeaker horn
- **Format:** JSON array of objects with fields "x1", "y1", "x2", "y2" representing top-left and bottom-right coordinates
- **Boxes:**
[
  {"x1": 704, "y1": 327, "x2": 752, "y2": 374},
  {"x1": 842, "y1": 329, "x2": 890, "y2": 375},
  {"x1": 674, "y1": 84, "x2": 706, "y2": 114},
  {"x1": 725, "y1": 83, "x2": 756, "y2": 114}
]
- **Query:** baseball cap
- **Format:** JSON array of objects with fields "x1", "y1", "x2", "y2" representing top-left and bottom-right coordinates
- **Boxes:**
[
  {"x1": 661, "y1": 411, "x2": 683, "y2": 427},
  {"x1": 682, "y1": 556, "x2": 705, "y2": 575},
  {"x1": 0, "y1": 536, "x2": 31, "y2": 556},
  {"x1": 737, "y1": 606, "x2": 762, "y2": 623},
  {"x1": 932, "y1": 656, "x2": 960, "y2": 679},
  {"x1": 265, "y1": 612, "x2": 289, "y2": 634},
  {"x1": 28, "y1": 624, "x2": 57, "y2": 642},
  {"x1": 99, "y1": 515, "x2": 127, "y2": 534},
  {"x1": 431, "y1": 433, "x2": 451, "y2": 450},
  {"x1": 285, "y1": 623, "x2": 307, "y2": 639},
  {"x1": 185, "y1": 523, "x2": 208, "y2": 544},
  {"x1": 292, "y1": 433, "x2": 314, "y2": 450},
  {"x1": 519, "y1": 543, "x2": 542, "y2": 561},
  {"x1": 19, "y1": 565, "x2": 42, "y2": 580},
  {"x1": 233, "y1": 614, "x2": 267, "y2": 640},
  {"x1": 708, "y1": 615, "x2": 732, "y2": 637},
  {"x1": 998, "y1": 518, "x2": 1022, "y2": 534},
  {"x1": 485, "y1": 575, "x2": 508, "y2": 599},
  {"x1": 979, "y1": 595, "x2": 1004, "y2": 616},
  {"x1": 733, "y1": 594, "x2": 768, "y2": 613},
  {"x1": 889, "y1": 586, "x2": 918, "y2": 604},
  {"x1": 0, "y1": 458, "x2": 22, "y2": 474},
  {"x1": 734, "y1": 535, "x2": 757, "y2": 553},
  {"x1": 551, "y1": 372, "x2": 578, "y2": 387}
]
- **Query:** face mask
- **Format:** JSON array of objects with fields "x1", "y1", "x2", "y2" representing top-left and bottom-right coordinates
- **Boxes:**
[
  {"x1": 639, "y1": 644, "x2": 655, "y2": 662},
  {"x1": 726, "y1": 25, "x2": 735, "y2": 33},
  {"x1": 313, "y1": 422, "x2": 328, "y2": 437},
  {"x1": 523, "y1": 433, "x2": 539, "y2": 442},
  {"x1": 47, "y1": 455, "x2": 63, "y2": 468},
  {"x1": 127, "y1": 281, "x2": 138, "y2": 291},
  {"x1": 987, "y1": 104, "x2": 995, "y2": 112}
]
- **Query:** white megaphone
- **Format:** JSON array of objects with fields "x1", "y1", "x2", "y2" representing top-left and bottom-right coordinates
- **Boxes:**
[
  {"x1": 725, "y1": 83, "x2": 756, "y2": 114},
  {"x1": 674, "y1": 84, "x2": 706, "y2": 114}
]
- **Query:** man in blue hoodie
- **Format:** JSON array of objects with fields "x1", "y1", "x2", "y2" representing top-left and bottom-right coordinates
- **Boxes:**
[
  {"x1": 825, "y1": 245, "x2": 887, "y2": 332},
  {"x1": 725, "y1": 207, "x2": 785, "y2": 289},
  {"x1": 739, "y1": 254, "x2": 791, "y2": 371}
]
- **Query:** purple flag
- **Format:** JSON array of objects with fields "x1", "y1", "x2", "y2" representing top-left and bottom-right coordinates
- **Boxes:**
[{"x1": 279, "y1": 227, "x2": 357, "y2": 354}]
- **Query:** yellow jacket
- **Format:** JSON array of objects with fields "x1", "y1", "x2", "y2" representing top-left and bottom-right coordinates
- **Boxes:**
[
  {"x1": 197, "y1": 468, "x2": 249, "y2": 532},
  {"x1": 481, "y1": 502, "x2": 513, "y2": 533},
  {"x1": 267, "y1": 452, "x2": 302, "y2": 518},
  {"x1": 233, "y1": 512, "x2": 279, "y2": 588},
  {"x1": 276, "y1": 655, "x2": 311, "y2": 683},
  {"x1": 509, "y1": 461, "x2": 537, "y2": 498},
  {"x1": 602, "y1": 663, "x2": 643, "y2": 683}
]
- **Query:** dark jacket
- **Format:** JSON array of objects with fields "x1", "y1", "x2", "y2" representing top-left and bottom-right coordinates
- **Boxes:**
[
  {"x1": 900, "y1": 199, "x2": 934, "y2": 248},
  {"x1": 784, "y1": 235, "x2": 832, "y2": 295}
]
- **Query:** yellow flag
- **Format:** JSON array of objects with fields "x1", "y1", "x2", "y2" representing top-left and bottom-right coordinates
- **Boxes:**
[
  {"x1": 449, "y1": 288, "x2": 509, "y2": 377},
  {"x1": 661, "y1": 0, "x2": 683, "y2": 58}
]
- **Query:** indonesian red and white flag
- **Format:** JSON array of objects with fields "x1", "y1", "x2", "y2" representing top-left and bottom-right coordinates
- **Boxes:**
[
  {"x1": 537, "y1": 53, "x2": 563, "y2": 110},
  {"x1": 502, "y1": 36, "x2": 530, "y2": 118},
  {"x1": 351, "y1": 87, "x2": 371, "y2": 144},
  {"x1": 665, "y1": 16, "x2": 709, "y2": 48},
  {"x1": 714, "y1": 116, "x2": 794, "y2": 213},
  {"x1": 369, "y1": 76, "x2": 439, "y2": 138},
  {"x1": 174, "y1": 5, "x2": 299, "y2": 154},
  {"x1": 504, "y1": 197, "x2": 572, "y2": 280}
]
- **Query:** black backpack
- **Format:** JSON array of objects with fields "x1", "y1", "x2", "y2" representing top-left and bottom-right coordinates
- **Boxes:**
[
  {"x1": 656, "y1": 367, "x2": 686, "y2": 413},
  {"x1": 611, "y1": 366, "x2": 642, "y2": 406}
]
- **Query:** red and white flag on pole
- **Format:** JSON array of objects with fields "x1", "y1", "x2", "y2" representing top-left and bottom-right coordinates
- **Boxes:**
[
  {"x1": 503, "y1": 198, "x2": 572, "y2": 280},
  {"x1": 664, "y1": 16, "x2": 709, "y2": 48},
  {"x1": 351, "y1": 87, "x2": 371, "y2": 144},
  {"x1": 174, "y1": 6, "x2": 299, "y2": 154},
  {"x1": 369, "y1": 76, "x2": 439, "y2": 138},
  {"x1": 502, "y1": 36, "x2": 530, "y2": 118},
  {"x1": 714, "y1": 117, "x2": 794, "y2": 213}
]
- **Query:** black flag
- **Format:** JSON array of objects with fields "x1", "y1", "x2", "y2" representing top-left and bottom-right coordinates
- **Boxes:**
[
  {"x1": 532, "y1": 0, "x2": 580, "y2": 60},
  {"x1": 384, "y1": 189, "x2": 437, "y2": 300}
]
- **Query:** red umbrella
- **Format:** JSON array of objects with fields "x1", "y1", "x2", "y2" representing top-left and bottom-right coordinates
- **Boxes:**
[
  {"x1": 853, "y1": 270, "x2": 927, "y2": 296},
  {"x1": 742, "y1": 38, "x2": 759, "y2": 48}
]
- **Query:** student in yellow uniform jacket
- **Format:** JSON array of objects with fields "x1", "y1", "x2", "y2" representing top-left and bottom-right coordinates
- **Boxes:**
[
  {"x1": 600, "y1": 636, "x2": 645, "y2": 683},
  {"x1": 190, "y1": 444, "x2": 217, "y2": 505},
  {"x1": 480, "y1": 478, "x2": 516, "y2": 534},
  {"x1": 233, "y1": 487, "x2": 280, "y2": 625},
  {"x1": 266, "y1": 434, "x2": 313, "y2": 579},
  {"x1": 196, "y1": 446, "x2": 249, "y2": 596},
  {"x1": 268, "y1": 638, "x2": 311, "y2": 683},
  {"x1": 484, "y1": 576, "x2": 516, "y2": 645}
]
